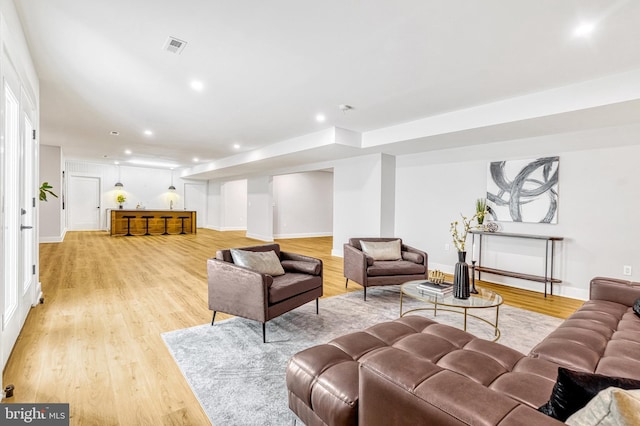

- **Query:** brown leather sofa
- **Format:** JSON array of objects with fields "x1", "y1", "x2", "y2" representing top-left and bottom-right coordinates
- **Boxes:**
[
  {"x1": 286, "y1": 277, "x2": 640, "y2": 425},
  {"x1": 343, "y1": 237, "x2": 427, "y2": 300},
  {"x1": 208, "y1": 243, "x2": 323, "y2": 343}
]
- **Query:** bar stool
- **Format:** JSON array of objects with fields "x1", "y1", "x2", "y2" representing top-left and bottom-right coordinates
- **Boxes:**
[
  {"x1": 141, "y1": 215, "x2": 154, "y2": 235},
  {"x1": 178, "y1": 216, "x2": 189, "y2": 234},
  {"x1": 160, "y1": 216, "x2": 172, "y2": 235},
  {"x1": 123, "y1": 215, "x2": 136, "y2": 236}
]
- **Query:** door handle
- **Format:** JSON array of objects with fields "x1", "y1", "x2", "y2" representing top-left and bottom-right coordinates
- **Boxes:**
[{"x1": 21, "y1": 225, "x2": 33, "y2": 230}]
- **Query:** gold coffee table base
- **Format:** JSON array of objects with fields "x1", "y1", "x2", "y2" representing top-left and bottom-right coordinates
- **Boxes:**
[{"x1": 400, "y1": 281, "x2": 503, "y2": 342}]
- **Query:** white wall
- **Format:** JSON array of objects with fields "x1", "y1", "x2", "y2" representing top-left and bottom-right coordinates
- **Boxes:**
[
  {"x1": 395, "y1": 125, "x2": 640, "y2": 300},
  {"x1": 223, "y1": 180, "x2": 247, "y2": 230},
  {"x1": 332, "y1": 153, "x2": 396, "y2": 256},
  {"x1": 246, "y1": 176, "x2": 273, "y2": 241},
  {"x1": 205, "y1": 179, "x2": 247, "y2": 231},
  {"x1": 39, "y1": 145, "x2": 64, "y2": 242},
  {"x1": 273, "y1": 171, "x2": 333, "y2": 238},
  {"x1": 380, "y1": 154, "x2": 396, "y2": 237},
  {"x1": 206, "y1": 181, "x2": 222, "y2": 229}
]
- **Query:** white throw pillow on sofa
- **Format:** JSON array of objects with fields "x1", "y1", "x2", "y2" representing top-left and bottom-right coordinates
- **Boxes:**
[
  {"x1": 230, "y1": 249, "x2": 285, "y2": 276},
  {"x1": 360, "y1": 240, "x2": 402, "y2": 261},
  {"x1": 566, "y1": 387, "x2": 640, "y2": 426}
]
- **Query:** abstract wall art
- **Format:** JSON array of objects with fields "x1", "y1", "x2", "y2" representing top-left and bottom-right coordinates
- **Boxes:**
[{"x1": 486, "y1": 156, "x2": 559, "y2": 224}]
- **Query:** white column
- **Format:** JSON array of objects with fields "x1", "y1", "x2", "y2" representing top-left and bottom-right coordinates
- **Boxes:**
[
  {"x1": 246, "y1": 176, "x2": 273, "y2": 241},
  {"x1": 332, "y1": 153, "x2": 396, "y2": 256}
]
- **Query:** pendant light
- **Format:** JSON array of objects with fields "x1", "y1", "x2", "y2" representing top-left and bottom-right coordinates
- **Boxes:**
[
  {"x1": 168, "y1": 169, "x2": 176, "y2": 191},
  {"x1": 114, "y1": 164, "x2": 124, "y2": 189}
]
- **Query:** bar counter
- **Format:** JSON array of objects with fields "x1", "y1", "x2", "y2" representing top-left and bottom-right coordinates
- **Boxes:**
[{"x1": 110, "y1": 209, "x2": 197, "y2": 236}]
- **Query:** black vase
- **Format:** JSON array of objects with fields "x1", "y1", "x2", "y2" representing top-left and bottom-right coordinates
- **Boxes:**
[{"x1": 453, "y1": 251, "x2": 470, "y2": 299}]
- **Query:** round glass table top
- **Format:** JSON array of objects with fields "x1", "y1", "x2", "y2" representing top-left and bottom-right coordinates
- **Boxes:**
[{"x1": 401, "y1": 280, "x2": 503, "y2": 309}]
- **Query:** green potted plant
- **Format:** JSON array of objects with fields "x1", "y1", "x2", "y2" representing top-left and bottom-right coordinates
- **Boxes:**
[
  {"x1": 476, "y1": 198, "x2": 488, "y2": 225},
  {"x1": 39, "y1": 182, "x2": 58, "y2": 202},
  {"x1": 116, "y1": 194, "x2": 126, "y2": 209}
]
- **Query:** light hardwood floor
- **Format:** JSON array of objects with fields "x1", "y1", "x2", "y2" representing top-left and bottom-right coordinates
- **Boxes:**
[{"x1": 3, "y1": 230, "x2": 584, "y2": 424}]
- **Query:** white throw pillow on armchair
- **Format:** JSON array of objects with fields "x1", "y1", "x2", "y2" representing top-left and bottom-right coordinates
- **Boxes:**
[
  {"x1": 360, "y1": 240, "x2": 402, "y2": 261},
  {"x1": 230, "y1": 249, "x2": 285, "y2": 276}
]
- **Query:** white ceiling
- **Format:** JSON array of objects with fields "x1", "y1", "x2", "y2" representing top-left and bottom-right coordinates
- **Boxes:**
[{"x1": 14, "y1": 0, "x2": 640, "y2": 178}]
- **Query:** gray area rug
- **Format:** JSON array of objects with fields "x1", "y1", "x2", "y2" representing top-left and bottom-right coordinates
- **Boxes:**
[{"x1": 162, "y1": 287, "x2": 563, "y2": 426}]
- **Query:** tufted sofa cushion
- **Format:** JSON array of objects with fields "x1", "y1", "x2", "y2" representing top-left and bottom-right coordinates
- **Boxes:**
[
  {"x1": 529, "y1": 299, "x2": 640, "y2": 380},
  {"x1": 286, "y1": 277, "x2": 640, "y2": 425},
  {"x1": 286, "y1": 315, "x2": 562, "y2": 426}
]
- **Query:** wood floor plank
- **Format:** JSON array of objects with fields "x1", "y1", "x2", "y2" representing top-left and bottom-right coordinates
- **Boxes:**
[{"x1": 2, "y1": 229, "x2": 583, "y2": 424}]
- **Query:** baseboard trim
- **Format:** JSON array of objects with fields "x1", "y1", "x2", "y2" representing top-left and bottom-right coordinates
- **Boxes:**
[
  {"x1": 39, "y1": 230, "x2": 66, "y2": 243},
  {"x1": 245, "y1": 233, "x2": 274, "y2": 242},
  {"x1": 274, "y1": 232, "x2": 332, "y2": 239},
  {"x1": 204, "y1": 225, "x2": 247, "y2": 231},
  {"x1": 32, "y1": 283, "x2": 43, "y2": 307}
]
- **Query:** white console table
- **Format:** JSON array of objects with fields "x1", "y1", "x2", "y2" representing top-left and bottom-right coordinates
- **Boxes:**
[{"x1": 470, "y1": 230, "x2": 563, "y2": 297}]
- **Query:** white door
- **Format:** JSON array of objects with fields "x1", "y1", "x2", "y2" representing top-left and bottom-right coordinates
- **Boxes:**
[
  {"x1": 20, "y1": 104, "x2": 37, "y2": 322},
  {"x1": 68, "y1": 176, "x2": 101, "y2": 230},
  {"x1": 184, "y1": 182, "x2": 206, "y2": 228},
  {"x1": 1, "y1": 48, "x2": 36, "y2": 369}
]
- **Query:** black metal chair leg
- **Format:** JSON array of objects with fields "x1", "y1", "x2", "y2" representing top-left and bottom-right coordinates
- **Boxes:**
[
  {"x1": 211, "y1": 311, "x2": 216, "y2": 326},
  {"x1": 345, "y1": 278, "x2": 348, "y2": 288},
  {"x1": 364, "y1": 287, "x2": 367, "y2": 301},
  {"x1": 316, "y1": 298, "x2": 319, "y2": 314},
  {"x1": 161, "y1": 215, "x2": 171, "y2": 235},
  {"x1": 262, "y1": 323, "x2": 266, "y2": 343}
]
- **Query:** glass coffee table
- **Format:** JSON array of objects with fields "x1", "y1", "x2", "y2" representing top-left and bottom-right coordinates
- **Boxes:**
[{"x1": 400, "y1": 280, "x2": 503, "y2": 341}]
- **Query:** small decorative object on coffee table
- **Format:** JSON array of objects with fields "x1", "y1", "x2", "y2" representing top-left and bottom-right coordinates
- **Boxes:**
[
  {"x1": 453, "y1": 251, "x2": 470, "y2": 299},
  {"x1": 450, "y1": 212, "x2": 478, "y2": 299},
  {"x1": 416, "y1": 280, "x2": 453, "y2": 296},
  {"x1": 428, "y1": 269, "x2": 445, "y2": 284}
]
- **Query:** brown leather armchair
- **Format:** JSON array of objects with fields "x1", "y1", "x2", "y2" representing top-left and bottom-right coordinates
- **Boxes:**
[
  {"x1": 208, "y1": 243, "x2": 323, "y2": 342},
  {"x1": 343, "y1": 237, "x2": 428, "y2": 300}
]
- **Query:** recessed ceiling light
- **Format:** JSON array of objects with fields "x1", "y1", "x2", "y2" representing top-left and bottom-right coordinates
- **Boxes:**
[
  {"x1": 574, "y1": 22, "x2": 596, "y2": 37},
  {"x1": 316, "y1": 114, "x2": 326, "y2": 122},
  {"x1": 190, "y1": 80, "x2": 204, "y2": 91},
  {"x1": 144, "y1": 130, "x2": 153, "y2": 136},
  {"x1": 110, "y1": 131, "x2": 120, "y2": 136},
  {"x1": 114, "y1": 161, "x2": 120, "y2": 165},
  {"x1": 233, "y1": 144, "x2": 240, "y2": 149},
  {"x1": 193, "y1": 157, "x2": 199, "y2": 162},
  {"x1": 125, "y1": 149, "x2": 132, "y2": 155}
]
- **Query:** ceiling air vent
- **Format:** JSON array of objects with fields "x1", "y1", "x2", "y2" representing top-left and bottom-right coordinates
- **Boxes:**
[{"x1": 162, "y1": 36, "x2": 187, "y2": 54}]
